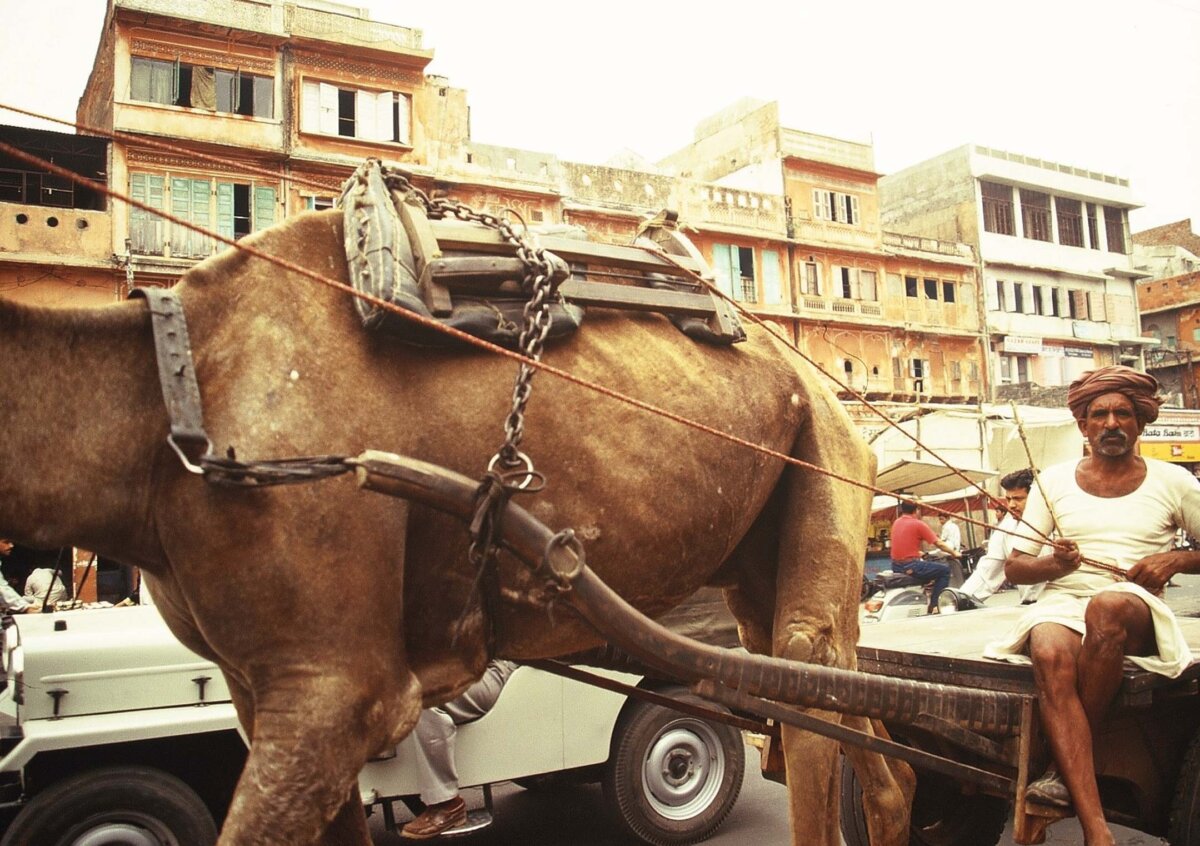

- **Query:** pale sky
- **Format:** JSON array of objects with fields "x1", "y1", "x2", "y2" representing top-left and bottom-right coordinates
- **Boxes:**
[{"x1": 2, "y1": 0, "x2": 1199, "y2": 232}]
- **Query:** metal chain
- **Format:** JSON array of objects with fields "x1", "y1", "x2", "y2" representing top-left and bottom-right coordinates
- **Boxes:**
[
  {"x1": 377, "y1": 164, "x2": 560, "y2": 475},
  {"x1": 370, "y1": 163, "x2": 563, "y2": 634}
]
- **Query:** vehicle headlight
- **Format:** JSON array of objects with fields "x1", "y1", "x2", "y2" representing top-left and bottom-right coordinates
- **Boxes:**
[{"x1": 863, "y1": 598, "x2": 884, "y2": 613}]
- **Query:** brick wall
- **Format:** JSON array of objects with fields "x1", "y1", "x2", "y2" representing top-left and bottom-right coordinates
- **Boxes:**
[
  {"x1": 1133, "y1": 219, "x2": 1200, "y2": 256},
  {"x1": 1138, "y1": 270, "x2": 1200, "y2": 311}
]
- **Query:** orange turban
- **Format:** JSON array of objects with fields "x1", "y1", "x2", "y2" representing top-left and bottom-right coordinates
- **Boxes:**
[{"x1": 1066, "y1": 365, "x2": 1162, "y2": 424}]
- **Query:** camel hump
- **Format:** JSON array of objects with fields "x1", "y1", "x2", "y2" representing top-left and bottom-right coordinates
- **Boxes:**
[{"x1": 338, "y1": 159, "x2": 743, "y2": 351}]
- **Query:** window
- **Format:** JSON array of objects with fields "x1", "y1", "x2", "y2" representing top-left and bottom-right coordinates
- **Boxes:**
[
  {"x1": 131, "y1": 57, "x2": 178, "y2": 106},
  {"x1": 1085, "y1": 203, "x2": 1100, "y2": 250},
  {"x1": 905, "y1": 276, "x2": 918, "y2": 298},
  {"x1": 131, "y1": 172, "x2": 276, "y2": 257},
  {"x1": 834, "y1": 266, "x2": 856, "y2": 299},
  {"x1": 170, "y1": 176, "x2": 212, "y2": 258},
  {"x1": 859, "y1": 270, "x2": 878, "y2": 301},
  {"x1": 950, "y1": 360, "x2": 962, "y2": 381},
  {"x1": 1050, "y1": 288, "x2": 1062, "y2": 317},
  {"x1": 923, "y1": 278, "x2": 938, "y2": 300},
  {"x1": 800, "y1": 261, "x2": 822, "y2": 296},
  {"x1": 305, "y1": 196, "x2": 335, "y2": 211},
  {"x1": 131, "y1": 56, "x2": 273, "y2": 117},
  {"x1": 910, "y1": 358, "x2": 930, "y2": 393},
  {"x1": 1020, "y1": 189, "x2": 1052, "y2": 241},
  {"x1": 301, "y1": 80, "x2": 411, "y2": 144},
  {"x1": 129, "y1": 172, "x2": 165, "y2": 255},
  {"x1": 989, "y1": 278, "x2": 1007, "y2": 311},
  {"x1": 1069, "y1": 289, "x2": 1088, "y2": 320},
  {"x1": 981, "y1": 181, "x2": 1014, "y2": 235},
  {"x1": 1103, "y1": 206, "x2": 1126, "y2": 253},
  {"x1": 999, "y1": 355, "x2": 1030, "y2": 385},
  {"x1": 215, "y1": 69, "x2": 274, "y2": 117},
  {"x1": 1031, "y1": 284, "x2": 1044, "y2": 315},
  {"x1": 711, "y1": 243, "x2": 756, "y2": 303},
  {"x1": 942, "y1": 280, "x2": 956, "y2": 303},
  {"x1": 1012, "y1": 282, "x2": 1024, "y2": 313},
  {"x1": 812, "y1": 189, "x2": 858, "y2": 224},
  {"x1": 1057, "y1": 197, "x2": 1083, "y2": 247}
]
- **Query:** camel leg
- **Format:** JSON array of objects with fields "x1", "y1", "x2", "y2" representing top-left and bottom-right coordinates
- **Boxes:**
[
  {"x1": 218, "y1": 668, "x2": 422, "y2": 846},
  {"x1": 772, "y1": 392, "x2": 913, "y2": 846}
]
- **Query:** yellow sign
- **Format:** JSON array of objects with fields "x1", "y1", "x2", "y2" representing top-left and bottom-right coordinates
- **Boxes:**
[{"x1": 1140, "y1": 442, "x2": 1200, "y2": 462}]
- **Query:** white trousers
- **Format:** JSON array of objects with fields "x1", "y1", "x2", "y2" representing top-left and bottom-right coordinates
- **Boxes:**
[{"x1": 407, "y1": 661, "x2": 517, "y2": 804}]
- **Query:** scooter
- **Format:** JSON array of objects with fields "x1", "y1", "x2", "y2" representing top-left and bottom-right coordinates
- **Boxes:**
[{"x1": 859, "y1": 548, "x2": 983, "y2": 624}]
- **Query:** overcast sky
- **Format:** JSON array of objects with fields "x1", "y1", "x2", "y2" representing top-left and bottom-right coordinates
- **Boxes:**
[{"x1": 2, "y1": 0, "x2": 1198, "y2": 232}]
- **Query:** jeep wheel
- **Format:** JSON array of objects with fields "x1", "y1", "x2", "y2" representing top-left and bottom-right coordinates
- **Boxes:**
[
  {"x1": 602, "y1": 689, "x2": 744, "y2": 845},
  {"x1": 1, "y1": 765, "x2": 217, "y2": 846}
]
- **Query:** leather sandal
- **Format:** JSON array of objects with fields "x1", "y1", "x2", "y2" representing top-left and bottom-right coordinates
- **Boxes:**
[
  {"x1": 1026, "y1": 767, "x2": 1072, "y2": 809},
  {"x1": 401, "y1": 796, "x2": 468, "y2": 839}
]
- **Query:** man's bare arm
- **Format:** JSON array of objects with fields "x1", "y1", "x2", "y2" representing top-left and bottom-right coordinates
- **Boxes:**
[
  {"x1": 1005, "y1": 540, "x2": 1080, "y2": 584},
  {"x1": 1128, "y1": 550, "x2": 1200, "y2": 592}
]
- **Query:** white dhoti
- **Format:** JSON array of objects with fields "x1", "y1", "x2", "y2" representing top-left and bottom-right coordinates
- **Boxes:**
[{"x1": 983, "y1": 581, "x2": 1193, "y2": 678}]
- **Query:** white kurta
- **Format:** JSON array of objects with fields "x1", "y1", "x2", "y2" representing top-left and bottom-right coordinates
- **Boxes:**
[{"x1": 984, "y1": 458, "x2": 1200, "y2": 678}]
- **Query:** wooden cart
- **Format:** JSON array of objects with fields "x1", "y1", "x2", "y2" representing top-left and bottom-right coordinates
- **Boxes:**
[{"x1": 842, "y1": 606, "x2": 1200, "y2": 845}]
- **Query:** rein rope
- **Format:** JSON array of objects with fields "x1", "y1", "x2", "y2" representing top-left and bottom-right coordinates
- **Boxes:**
[{"x1": 0, "y1": 103, "x2": 1067, "y2": 556}]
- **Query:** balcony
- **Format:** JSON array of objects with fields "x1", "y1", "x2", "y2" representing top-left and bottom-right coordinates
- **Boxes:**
[
  {"x1": 797, "y1": 297, "x2": 884, "y2": 321},
  {"x1": 791, "y1": 216, "x2": 880, "y2": 251},
  {"x1": 681, "y1": 186, "x2": 786, "y2": 236}
]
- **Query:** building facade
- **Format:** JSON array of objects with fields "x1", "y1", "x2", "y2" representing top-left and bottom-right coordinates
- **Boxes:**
[
  {"x1": 880, "y1": 145, "x2": 1153, "y2": 402},
  {"x1": 3, "y1": 1, "x2": 985, "y2": 437}
]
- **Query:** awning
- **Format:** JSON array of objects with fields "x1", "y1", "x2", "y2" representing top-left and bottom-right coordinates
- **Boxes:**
[{"x1": 875, "y1": 458, "x2": 995, "y2": 498}]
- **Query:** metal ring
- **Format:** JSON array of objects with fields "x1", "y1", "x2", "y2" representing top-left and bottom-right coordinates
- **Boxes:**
[
  {"x1": 543, "y1": 529, "x2": 585, "y2": 583},
  {"x1": 167, "y1": 434, "x2": 213, "y2": 476},
  {"x1": 487, "y1": 450, "x2": 535, "y2": 490}
]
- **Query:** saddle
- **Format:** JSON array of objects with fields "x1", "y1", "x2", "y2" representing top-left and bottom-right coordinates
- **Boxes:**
[
  {"x1": 339, "y1": 159, "x2": 745, "y2": 350},
  {"x1": 873, "y1": 571, "x2": 927, "y2": 590}
]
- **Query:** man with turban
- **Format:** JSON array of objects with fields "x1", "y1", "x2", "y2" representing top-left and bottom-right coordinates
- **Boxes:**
[{"x1": 984, "y1": 365, "x2": 1200, "y2": 846}]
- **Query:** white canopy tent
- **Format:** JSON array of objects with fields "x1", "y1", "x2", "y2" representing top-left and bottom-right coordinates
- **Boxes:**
[
  {"x1": 869, "y1": 404, "x2": 1081, "y2": 548},
  {"x1": 870, "y1": 403, "x2": 1082, "y2": 496}
]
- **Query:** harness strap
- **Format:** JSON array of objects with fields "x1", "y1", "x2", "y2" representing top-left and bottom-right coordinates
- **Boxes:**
[
  {"x1": 129, "y1": 287, "x2": 211, "y2": 473},
  {"x1": 131, "y1": 287, "x2": 352, "y2": 487}
]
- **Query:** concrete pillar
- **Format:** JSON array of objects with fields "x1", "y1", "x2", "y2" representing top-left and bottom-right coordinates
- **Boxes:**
[{"x1": 1012, "y1": 186, "x2": 1025, "y2": 239}]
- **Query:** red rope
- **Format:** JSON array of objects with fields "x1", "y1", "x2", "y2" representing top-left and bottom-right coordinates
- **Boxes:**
[{"x1": 0, "y1": 107, "x2": 1094, "y2": 569}]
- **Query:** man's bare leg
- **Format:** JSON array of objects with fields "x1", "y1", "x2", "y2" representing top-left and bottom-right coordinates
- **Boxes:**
[
  {"x1": 1029, "y1": 623, "x2": 1114, "y2": 846},
  {"x1": 1073, "y1": 594, "x2": 1155, "y2": 840}
]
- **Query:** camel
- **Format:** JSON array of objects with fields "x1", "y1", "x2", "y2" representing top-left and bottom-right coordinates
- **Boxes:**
[{"x1": 0, "y1": 207, "x2": 914, "y2": 845}]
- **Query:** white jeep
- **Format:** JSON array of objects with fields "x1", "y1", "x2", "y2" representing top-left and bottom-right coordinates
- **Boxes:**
[{"x1": 0, "y1": 605, "x2": 745, "y2": 845}]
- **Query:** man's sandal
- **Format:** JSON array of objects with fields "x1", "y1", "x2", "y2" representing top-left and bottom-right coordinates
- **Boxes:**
[{"x1": 1026, "y1": 768, "x2": 1072, "y2": 809}]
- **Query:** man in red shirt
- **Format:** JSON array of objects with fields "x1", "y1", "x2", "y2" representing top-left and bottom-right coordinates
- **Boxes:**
[{"x1": 889, "y1": 501, "x2": 960, "y2": 612}]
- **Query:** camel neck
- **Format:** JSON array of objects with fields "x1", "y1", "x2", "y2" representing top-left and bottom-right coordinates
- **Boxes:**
[{"x1": 0, "y1": 298, "x2": 166, "y2": 562}]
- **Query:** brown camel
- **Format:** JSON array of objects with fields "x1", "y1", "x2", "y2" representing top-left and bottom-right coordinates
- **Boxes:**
[{"x1": 0, "y1": 208, "x2": 913, "y2": 845}]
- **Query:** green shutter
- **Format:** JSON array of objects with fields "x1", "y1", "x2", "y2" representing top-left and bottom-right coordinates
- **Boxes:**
[
  {"x1": 192, "y1": 179, "x2": 212, "y2": 255},
  {"x1": 711, "y1": 244, "x2": 734, "y2": 299},
  {"x1": 253, "y1": 185, "x2": 276, "y2": 232},
  {"x1": 216, "y1": 182, "x2": 235, "y2": 240},
  {"x1": 762, "y1": 250, "x2": 782, "y2": 304}
]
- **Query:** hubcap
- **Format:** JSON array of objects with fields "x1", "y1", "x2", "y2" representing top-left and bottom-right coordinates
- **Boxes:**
[{"x1": 641, "y1": 719, "x2": 725, "y2": 820}]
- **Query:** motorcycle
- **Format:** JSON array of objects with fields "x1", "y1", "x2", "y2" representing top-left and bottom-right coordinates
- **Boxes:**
[{"x1": 859, "y1": 547, "x2": 984, "y2": 624}]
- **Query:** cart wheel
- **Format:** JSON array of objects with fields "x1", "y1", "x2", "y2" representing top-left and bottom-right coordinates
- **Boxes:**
[
  {"x1": 602, "y1": 688, "x2": 744, "y2": 846},
  {"x1": 1168, "y1": 728, "x2": 1200, "y2": 844},
  {"x1": 0, "y1": 765, "x2": 217, "y2": 846},
  {"x1": 839, "y1": 754, "x2": 1008, "y2": 846}
]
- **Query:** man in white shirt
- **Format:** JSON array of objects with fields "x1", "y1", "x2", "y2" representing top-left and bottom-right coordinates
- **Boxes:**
[
  {"x1": 960, "y1": 469, "x2": 1042, "y2": 604},
  {"x1": 990, "y1": 366, "x2": 1200, "y2": 846},
  {"x1": 938, "y1": 515, "x2": 962, "y2": 556}
]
